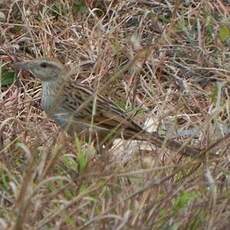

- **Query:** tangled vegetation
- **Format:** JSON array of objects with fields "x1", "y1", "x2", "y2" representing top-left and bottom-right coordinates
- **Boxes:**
[{"x1": 0, "y1": 1, "x2": 229, "y2": 229}]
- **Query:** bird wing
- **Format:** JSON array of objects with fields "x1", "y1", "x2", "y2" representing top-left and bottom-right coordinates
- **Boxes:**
[{"x1": 61, "y1": 81, "x2": 142, "y2": 133}]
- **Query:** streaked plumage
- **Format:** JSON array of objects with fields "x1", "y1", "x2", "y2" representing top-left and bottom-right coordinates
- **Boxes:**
[{"x1": 16, "y1": 59, "x2": 201, "y2": 156}]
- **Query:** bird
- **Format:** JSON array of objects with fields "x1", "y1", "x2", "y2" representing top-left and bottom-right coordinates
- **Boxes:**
[{"x1": 15, "y1": 58, "x2": 201, "y2": 156}]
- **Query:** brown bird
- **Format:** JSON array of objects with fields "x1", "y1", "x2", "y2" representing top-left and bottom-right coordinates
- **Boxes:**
[{"x1": 16, "y1": 59, "x2": 201, "y2": 156}]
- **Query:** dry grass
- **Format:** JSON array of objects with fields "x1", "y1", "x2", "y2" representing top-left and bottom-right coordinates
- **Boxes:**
[{"x1": 0, "y1": 0, "x2": 229, "y2": 229}]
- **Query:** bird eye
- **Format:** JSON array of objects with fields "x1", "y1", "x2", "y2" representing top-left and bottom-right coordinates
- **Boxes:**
[{"x1": 40, "y1": 62, "x2": 47, "y2": 68}]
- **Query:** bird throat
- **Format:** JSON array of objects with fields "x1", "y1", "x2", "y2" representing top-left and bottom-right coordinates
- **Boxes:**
[{"x1": 41, "y1": 79, "x2": 63, "y2": 114}]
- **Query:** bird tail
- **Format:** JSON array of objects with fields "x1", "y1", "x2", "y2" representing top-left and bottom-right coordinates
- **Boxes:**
[{"x1": 123, "y1": 127, "x2": 201, "y2": 156}]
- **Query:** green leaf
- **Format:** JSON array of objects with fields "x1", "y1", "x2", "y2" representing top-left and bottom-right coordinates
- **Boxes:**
[
  {"x1": 73, "y1": 0, "x2": 87, "y2": 14},
  {"x1": 75, "y1": 137, "x2": 88, "y2": 173},
  {"x1": 77, "y1": 149, "x2": 88, "y2": 173},
  {"x1": 1, "y1": 67, "x2": 16, "y2": 86},
  {"x1": 219, "y1": 25, "x2": 230, "y2": 42},
  {"x1": 62, "y1": 155, "x2": 79, "y2": 172},
  {"x1": 173, "y1": 191, "x2": 198, "y2": 212}
]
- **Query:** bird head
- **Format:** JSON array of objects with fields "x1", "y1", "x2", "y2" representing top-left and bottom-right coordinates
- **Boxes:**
[{"x1": 15, "y1": 59, "x2": 65, "y2": 81}]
